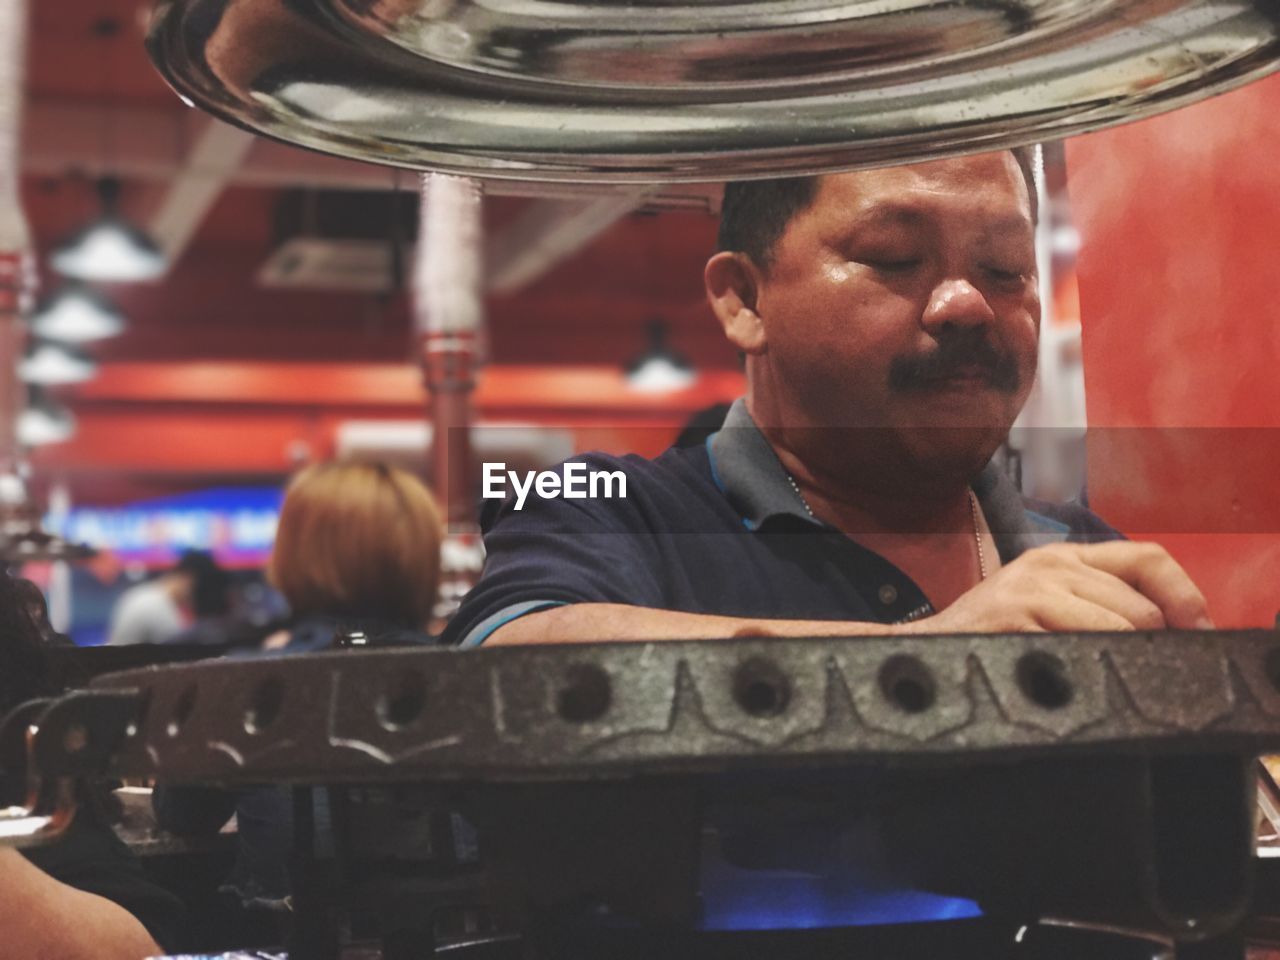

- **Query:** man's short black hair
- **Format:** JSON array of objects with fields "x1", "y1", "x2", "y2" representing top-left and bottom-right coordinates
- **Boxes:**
[
  {"x1": 176, "y1": 550, "x2": 231, "y2": 617},
  {"x1": 717, "y1": 147, "x2": 1039, "y2": 271}
]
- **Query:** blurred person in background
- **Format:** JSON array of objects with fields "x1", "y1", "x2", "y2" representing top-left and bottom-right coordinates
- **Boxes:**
[
  {"x1": 13, "y1": 576, "x2": 73, "y2": 645},
  {"x1": 166, "y1": 559, "x2": 258, "y2": 648},
  {"x1": 673, "y1": 402, "x2": 733, "y2": 449},
  {"x1": 107, "y1": 550, "x2": 229, "y2": 646},
  {"x1": 154, "y1": 460, "x2": 444, "y2": 924},
  {"x1": 0, "y1": 568, "x2": 185, "y2": 957},
  {"x1": 262, "y1": 459, "x2": 444, "y2": 650}
]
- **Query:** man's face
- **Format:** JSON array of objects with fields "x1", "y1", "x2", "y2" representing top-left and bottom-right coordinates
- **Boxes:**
[{"x1": 753, "y1": 151, "x2": 1040, "y2": 480}]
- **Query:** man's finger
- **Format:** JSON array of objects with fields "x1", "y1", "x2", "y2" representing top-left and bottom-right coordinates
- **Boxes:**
[
  {"x1": 1033, "y1": 594, "x2": 1139, "y2": 633},
  {"x1": 1066, "y1": 568, "x2": 1167, "y2": 631},
  {"x1": 1059, "y1": 542, "x2": 1212, "y2": 629}
]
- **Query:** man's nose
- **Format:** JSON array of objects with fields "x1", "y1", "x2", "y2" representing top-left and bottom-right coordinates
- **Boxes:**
[{"x1": 922, "y1": 278, "x2": 996, "y2": 333}]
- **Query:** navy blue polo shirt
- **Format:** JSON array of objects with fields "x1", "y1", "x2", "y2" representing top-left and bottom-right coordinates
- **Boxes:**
[{"x1": 443, "y1": 400, "x2": 1122, "y2": 648}]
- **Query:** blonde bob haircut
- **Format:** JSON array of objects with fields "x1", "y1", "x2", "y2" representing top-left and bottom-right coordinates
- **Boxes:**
[{"x1": 269, "y1": 461, "x2": 443, "y2": 628}]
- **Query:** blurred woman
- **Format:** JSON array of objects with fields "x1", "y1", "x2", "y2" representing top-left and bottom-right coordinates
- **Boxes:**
[
  {"x1": 155, "y1": 460, "x2": 445, "y2": 924},
  {"x1": 264, "y1": 459, "x2": 444, "y2": 650}
]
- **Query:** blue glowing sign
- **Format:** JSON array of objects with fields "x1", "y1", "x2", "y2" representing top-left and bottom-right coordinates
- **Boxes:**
[{"x1": 46, "y1": 487, "x2": 284, "y2": 568}]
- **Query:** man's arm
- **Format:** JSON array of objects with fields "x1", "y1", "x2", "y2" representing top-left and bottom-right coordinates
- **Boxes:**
[
  {"x1": 0, "y1": 848, "x2": 160, "y2": 960},
  {"x1": 487, "y1": 541, "x2": 1213, "y2": 645},
  {"x1": 486, "y1": 602, "x2": 901, "y2": 645}
]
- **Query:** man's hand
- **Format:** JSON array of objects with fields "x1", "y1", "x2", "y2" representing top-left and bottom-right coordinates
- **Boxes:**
[
  {"x1": 486, "y1": 543, "x2": 1212, "y2": 645},
  {"x1": 909, "y1": 541, "x2": 1212, "y2": 634}
]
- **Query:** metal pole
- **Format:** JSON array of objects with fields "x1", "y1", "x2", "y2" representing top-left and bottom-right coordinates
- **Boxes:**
[{"x1": 414, "y1": 173, "x2": 485, "y2": 622}]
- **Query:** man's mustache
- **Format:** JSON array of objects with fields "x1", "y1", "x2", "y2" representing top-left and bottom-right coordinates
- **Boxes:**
[{"x1": 888, "y1": 333, "x2": 1022, "y2": 394}]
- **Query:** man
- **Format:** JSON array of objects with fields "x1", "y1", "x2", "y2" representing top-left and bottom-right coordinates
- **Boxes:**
[
  {"x1": 444, "y1": 149, "x2": 1210, "y2": 648},
  {"x1": 108, "y1": 550, "x2": 228, "y2": 646}
]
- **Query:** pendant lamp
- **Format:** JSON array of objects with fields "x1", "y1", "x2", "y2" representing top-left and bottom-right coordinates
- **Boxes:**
[{"x1": 51, "y1": 177, "x2": 167, "y2": 282}]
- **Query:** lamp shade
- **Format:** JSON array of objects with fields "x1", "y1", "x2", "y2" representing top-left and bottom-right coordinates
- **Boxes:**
[
  {"x1": 626, "y1": 321, "x2": 696, "y2": 393},
  {"x1": 28, "y1": 284, "x2": 126, "y2": 342},
  {"x1": 50, "y1": 178, "x2": 167, "y2": 282},
  {"x1": 19, "y1": 341, "x2": 97, "y2": 385},
  {"x1": 17, "y1": 392, "x2": 76, "y2": 446}
]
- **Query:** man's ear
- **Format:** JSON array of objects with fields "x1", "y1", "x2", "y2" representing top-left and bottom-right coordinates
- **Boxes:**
[{"x1": 704, "y1": 251, "x2": 767, "y2": 355}]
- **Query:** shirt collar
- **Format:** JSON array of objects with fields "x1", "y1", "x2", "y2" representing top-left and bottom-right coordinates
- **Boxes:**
[
  {"x1": 708, "y1": 399, "x2": 812, "y2": 530},
  {"x1": 706, "y1": 397, "x2": 1064, "y2": 562}
]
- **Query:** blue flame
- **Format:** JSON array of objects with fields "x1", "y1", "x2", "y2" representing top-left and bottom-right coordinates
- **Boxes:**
[{"x1": 699, "y1": 849, "x2": 982, "y2": 931}]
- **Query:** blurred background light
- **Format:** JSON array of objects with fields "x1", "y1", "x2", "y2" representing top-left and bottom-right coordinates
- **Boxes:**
[
  {"x1": 50, "y1": 177, "x2": 166, "y2": 282},
  {"x1": 626, "y1": 319, "x2": 696, "y2": 393},
  {"x1": 28, "y1": 283, "x2": 126, "y2": 342},
  {"x1": 19, "y1": 340, "x2": 97, "y2": 385}
]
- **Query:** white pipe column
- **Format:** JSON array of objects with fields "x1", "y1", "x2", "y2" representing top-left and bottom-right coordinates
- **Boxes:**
[
  {"x1": 46, "y1": 481, "x2": 72, "y2": 632},
  {"x1": 0, "y1": 0, "x2": 32, "y2": 470},
  {"x1": 1009, "y1": 146, "x2": 1054, "y2": 494},
  {"x1": 0, "y1": 0, "x2": 91, "y2": 568},
  {"x1": 414, "y1": 173, "x2": 486, "y2": 621},
  {"x1": 1010, "y1": 144, "x2": 1089, "y2": 502}
]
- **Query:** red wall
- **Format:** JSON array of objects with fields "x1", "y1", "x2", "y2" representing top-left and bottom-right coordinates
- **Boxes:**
[{"x1": 1067, "y1": 75, "x2": 1280, "y2": 627}]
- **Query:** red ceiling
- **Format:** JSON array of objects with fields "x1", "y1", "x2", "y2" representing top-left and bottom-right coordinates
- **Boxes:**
[
  {"x1": 30, "y1": 0, "x2": 177, "y2": 105},
  {"x1": 20, "y1": 1, "x2": 741, "y2": 504}
]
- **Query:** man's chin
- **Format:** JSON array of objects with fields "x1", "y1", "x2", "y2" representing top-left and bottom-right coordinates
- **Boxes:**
[{"x1": 895, "y1": 425, "x2": 1007, "y2": 481}]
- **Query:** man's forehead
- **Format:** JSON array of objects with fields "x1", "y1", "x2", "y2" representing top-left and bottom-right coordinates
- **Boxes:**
[{"x1": 811, "y1": 152, "x2": 1030, "y2": 219}]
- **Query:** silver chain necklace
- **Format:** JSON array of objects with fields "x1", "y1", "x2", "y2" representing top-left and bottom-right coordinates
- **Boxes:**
[{"x1": 784, "y1": 475, "x2": 989, "y2": 582}]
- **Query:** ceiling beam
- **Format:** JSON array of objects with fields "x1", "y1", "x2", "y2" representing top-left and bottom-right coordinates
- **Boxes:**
[
  {"x1": 23, "y1": 97, "x2": 198, "y2": 182},
  {"x1": 62, "y1": 360, "x2": 745, "y2": 412},
  {"x1": 146, "y1": 116, "x2": 256, "y2": 273},
  {"x1": 484, "y1": 191, "x2": 652, "y2": 294}
]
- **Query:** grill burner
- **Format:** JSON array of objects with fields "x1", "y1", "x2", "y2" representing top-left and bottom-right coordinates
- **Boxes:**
[{"x1": 7, "y1": 631, "x2": 1280, "y2": 957}]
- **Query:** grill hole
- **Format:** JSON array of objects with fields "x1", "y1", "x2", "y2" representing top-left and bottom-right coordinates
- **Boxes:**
[
  {"x1": 556, "y1": 664, "x2": 612, "y2": 723},
  {"x1": 245, "y1": 676, "x2": 285, "y2": 735},
  {"x1": 167, "y1": 684, "x2": 197, "y2": 738},
  {"x1": 878, "y1": 655, "x2": 936, "y2": 714},
  {"x1": 126, "y1": 694, "x2": 150, "y2": 738},
  {"x1": 1265, "y1": 647, "x2": 1280, "y2": 694},
  {"x1": 1016, "y1": 651, "x2": 1074, "y2": 709},
  {"x1": 377, "y1": 671, "x2": 426, "y2": 730},
  {"x1": 732, "y1": 658, "x2": 791, "y2": 718},
  {"x1": 62, "y1": 723, "x2": 88, "y2": 755}
]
